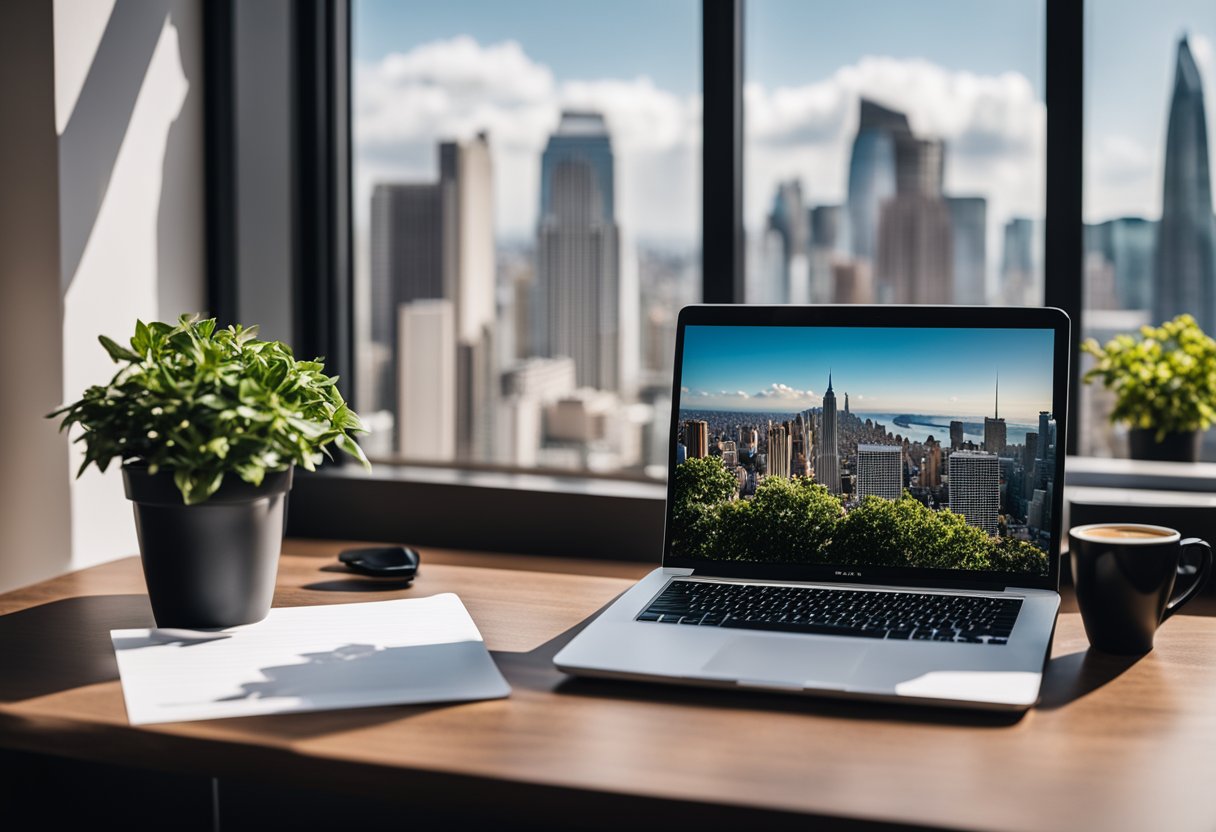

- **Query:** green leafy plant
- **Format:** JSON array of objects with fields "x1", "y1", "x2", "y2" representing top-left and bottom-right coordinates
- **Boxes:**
[
  {"x1": 669, "y1": 457, "x2": 1047, "y2": 574},
  {"x1": 1081, "y1": 313, "x2": 1216, "y2": 440},
  {"x1": 50, "y1": 314, "x2": 369, "y2": 504}
]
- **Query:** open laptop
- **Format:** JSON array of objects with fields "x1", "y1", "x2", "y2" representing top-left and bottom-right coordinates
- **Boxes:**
[{"x1": 555, "y1": 305, "x2": 1070, "y2": 710}]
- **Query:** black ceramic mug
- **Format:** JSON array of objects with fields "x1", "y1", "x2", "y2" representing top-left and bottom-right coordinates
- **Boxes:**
[{"x1": 1069, "y1": 523, "x2": 1212, "y2": 654}]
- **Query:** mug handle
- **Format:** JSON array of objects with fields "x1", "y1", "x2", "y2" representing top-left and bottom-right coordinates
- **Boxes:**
[{"x1": 1163, "y1": 538, "x2": 1213, "y2": 620}]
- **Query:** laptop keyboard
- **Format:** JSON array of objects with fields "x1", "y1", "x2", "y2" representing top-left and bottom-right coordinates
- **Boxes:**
[{"x1": 637, "y1": 580, "x2": 1021, "y2": 644}]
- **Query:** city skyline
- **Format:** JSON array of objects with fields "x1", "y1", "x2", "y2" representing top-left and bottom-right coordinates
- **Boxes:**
[{"x1": 678, "y1": 326, "x2": 1054, "y2": 419}]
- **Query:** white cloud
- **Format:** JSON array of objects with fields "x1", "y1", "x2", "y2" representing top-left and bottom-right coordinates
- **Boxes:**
[{"x1": 354, "y1": 38, "x2": 1046, "y2": 261}]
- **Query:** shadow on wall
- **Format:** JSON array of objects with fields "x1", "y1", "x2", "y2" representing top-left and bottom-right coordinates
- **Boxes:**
[{"x1": 58, "y1": 0, "x2": 203, "y2": 318}]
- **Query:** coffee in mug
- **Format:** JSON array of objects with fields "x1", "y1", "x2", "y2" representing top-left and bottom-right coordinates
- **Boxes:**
[{"x1": 1069, "y1": 523, "x2": 1212, "y2": 654}]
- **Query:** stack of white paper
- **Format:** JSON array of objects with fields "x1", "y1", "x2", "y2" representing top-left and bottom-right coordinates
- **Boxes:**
[{"x1": 111, "y1": 593, "x2": 510, "y2": 725}]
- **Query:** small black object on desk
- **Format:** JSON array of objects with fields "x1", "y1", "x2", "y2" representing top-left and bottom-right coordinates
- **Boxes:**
[{"x1": 337, "y1": 546, "x2": 420, "y2": 582}]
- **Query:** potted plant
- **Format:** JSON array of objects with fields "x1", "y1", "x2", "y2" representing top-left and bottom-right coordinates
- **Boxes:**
[
  {"x1": 1081, "y1": 313, "x2": 1216, "y2": 463},
  {"x1": 50, "y1": 315, "x2": 369, "y2": 628}
]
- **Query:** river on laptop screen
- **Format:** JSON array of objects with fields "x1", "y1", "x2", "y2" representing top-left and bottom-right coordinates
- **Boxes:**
[{"x1": 672, "y1": 325, "x2": 1056, "y2": 576}]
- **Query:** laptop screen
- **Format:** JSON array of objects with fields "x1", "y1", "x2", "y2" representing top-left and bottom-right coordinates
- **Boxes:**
[{"x1": 669, "y1": 322, "x2": 1059, "y2": 581}]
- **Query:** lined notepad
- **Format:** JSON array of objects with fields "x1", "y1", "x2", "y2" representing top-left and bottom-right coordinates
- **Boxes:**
[{"x1": 111, "y1": 593, "x2": 510, "y2": 725}]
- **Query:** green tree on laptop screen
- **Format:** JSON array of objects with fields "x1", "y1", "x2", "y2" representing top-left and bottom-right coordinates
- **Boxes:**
[{"x1": 671, "y1": 457, "x2": 1048, "y2": 575}]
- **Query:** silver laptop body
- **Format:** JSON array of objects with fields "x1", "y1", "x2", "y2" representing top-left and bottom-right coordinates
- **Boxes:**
[{"x1": 555, "y1": 305, "x2": 1069, "y2": 711}]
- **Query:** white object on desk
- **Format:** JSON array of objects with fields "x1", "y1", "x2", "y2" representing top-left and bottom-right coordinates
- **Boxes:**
[{"x1": 111, "y1": 593, "x2": 510, "y2": 725}]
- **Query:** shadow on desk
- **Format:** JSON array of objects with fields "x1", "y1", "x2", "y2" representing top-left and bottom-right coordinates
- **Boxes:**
[
  {"x1": 0, "y1": 594, "x2": 152, "y2": 701},
  {"x1": 501, "y1": 607, "x2": 1027, "y2": 729}
]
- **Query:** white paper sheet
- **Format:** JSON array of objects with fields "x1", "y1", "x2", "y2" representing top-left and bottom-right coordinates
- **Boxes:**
[{"x1": 111, "y1": 593, "x2": 510, "y2": 725}]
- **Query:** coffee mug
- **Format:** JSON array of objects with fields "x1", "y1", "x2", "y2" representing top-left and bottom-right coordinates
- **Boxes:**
[{"x1": 1069, "y1": 523, "x2": 1212, "y2": 654}]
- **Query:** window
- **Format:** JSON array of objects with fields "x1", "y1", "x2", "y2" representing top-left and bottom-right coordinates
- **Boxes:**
[
  {"x1": 350, "y1": 0, "x2": 701, "y2": 479},
  {"x1": 744, "y1": 1, "x2": 1046, "y2": 308},
  {"x1": 1080, "y1": 0, "x2": 1216, "y2": 458}
]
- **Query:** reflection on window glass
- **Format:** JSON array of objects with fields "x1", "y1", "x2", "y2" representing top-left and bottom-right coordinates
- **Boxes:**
[
  {"x1": 1081, "y1": 0, "x2": 1216, "y2": 457},
  {"x1": 745, "y1": 1, "x2": 1045, "y2": 308},
  {"x1": 352, "y1": 0, "x2": 700, "y2": 477}
]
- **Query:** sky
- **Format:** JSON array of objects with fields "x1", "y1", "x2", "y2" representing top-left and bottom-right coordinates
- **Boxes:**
[
  {"x1": 677, "y1": 325, "x2": 1056, "y2": 420},
  {"x1": 351, "y1": 0, "x2": 1216, "y2": 242}
]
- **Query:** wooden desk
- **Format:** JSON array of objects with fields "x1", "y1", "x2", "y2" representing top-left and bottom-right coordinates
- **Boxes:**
[{"x1": 2, "y1": 541, "x2": 1215, "y2": 831}]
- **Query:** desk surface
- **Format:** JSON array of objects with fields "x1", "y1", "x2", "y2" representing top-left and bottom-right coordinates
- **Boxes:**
[{"x1": 2, "y1": 540, "x2": 1215, "y2": 832}]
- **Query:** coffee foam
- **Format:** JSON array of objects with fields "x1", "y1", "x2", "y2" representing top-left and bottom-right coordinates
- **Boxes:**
[{"x1": 1070, "y1": 523, "x2": 1180, "y2": 545}]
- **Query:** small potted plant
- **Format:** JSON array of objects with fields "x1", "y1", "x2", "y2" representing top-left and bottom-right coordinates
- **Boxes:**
[
  {"x1": 1081, "y1": 313, "x2": 1216, "y2": 462},
  {"x1": 51, "y1": 315, "x2": 369, "y2": 628}
]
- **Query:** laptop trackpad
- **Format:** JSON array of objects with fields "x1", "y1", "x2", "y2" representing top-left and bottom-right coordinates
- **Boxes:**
[{"x1": 701, "y1": 636, "x2": 868, "y2": 688}]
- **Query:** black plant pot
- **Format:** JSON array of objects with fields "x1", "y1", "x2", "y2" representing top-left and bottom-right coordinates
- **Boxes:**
[
  {"x1": 122, "y1": 464, "x2": 293, "y2": 629},
  {"x1": 1128, "y1": 428, "x2": 1201, "y2": 463}
]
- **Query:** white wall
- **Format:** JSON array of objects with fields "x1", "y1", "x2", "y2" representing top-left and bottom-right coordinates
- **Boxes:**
[
  {"x1": 0, "y1": 0, "x2": 205, "y2": 591},
  {"x1": 0, "y1": 1, "x2": 73, "y2": 593}
]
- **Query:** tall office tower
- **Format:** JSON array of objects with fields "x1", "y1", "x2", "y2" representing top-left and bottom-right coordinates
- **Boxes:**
[
  {"x1": 791, "y1": 413, "x2": 807, "y2": 466},
  {"x1": 947, "y1": 197, "x2": 988, "y2": 305},
  {"x1": 949, "y1": 420, "x2": 964, "y2": 450},
  {"x1": 833, "y1": 260, "x2": 873, "y2": 304},
  {"x1": 767, "y1": 423, "x2": 792, "y2": 480},
  {"x1": 396, "y1": 301, "x2": 456, "y2": 460},
  {"x1": 876, "y1": 133, "x2": 952, "y2": 304},
  {"x1": 536, "y1": 111, "x2": 622, "y2": 391},
  {"x1": 766, "y1": 180, "x2": 809, "y2": 303},
  {"x1": 373, "y1": 134, "x2": 497, "y2": 460},
  {"x1": 844, "y1": 393, "x2": 849, "y2": 415},
  {"x1": 847, "y1": 99, "x2": 909, "y2": 260},
  {"x1": 1000, "y1": 218, "x2": 1044, "y2": 305},
  {"x1": 1023, "y1": 432, "x2": 1039, "y2": 500},
  {"x1": 948, "y1": 451, "x2": 1000, "y2": 535},
  {"x1": 1027, "y1": 488, "x2": 1047, "y2": 531},
  {"x1": 1037, "y1": 412, "x2": 1051, "y2": 461},
  {"x1": 920, "y1": 438, "x2": 942, "y2": 488},
  {"x1": 442, "y1": 136, "x2": 498, "y2": 462},
  {"x1": 371, "y1": 182, "x2": 443, "y2": 416},
  {"x1": 1154, "y1": 36, "x2": 1216, "y2": 333},
  {"x1": 984, "y1": 375, "x2": 1007, "y2": 454},
  {"x1": 1087, "y1": 217, "x2": 1157, "y2": 311},
  {"x1": 721, "y1": 440, "x2": 738, "y2": 469},
  {"x1": 808, "y1": 204, "x2": 845, "y2": 302},
  {"x1": 856, "y1": 444, "x2": 903, "y2": 501},
  {"x1": 683, "y1": 420, "x2": 709, "y2": 459},
  {"x1": 815, "y1": 373, "x2": 841, "y2": 494}
]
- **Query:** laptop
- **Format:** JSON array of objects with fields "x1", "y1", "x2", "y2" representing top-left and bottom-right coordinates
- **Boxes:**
[{"x1": 555, "y1": 304, "x2": 1069, "y2": 710}]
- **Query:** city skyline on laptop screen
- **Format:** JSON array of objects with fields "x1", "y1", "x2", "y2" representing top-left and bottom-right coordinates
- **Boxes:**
[{"x1": 671, "y1": 325, "x2": 1057, "y2": 576}]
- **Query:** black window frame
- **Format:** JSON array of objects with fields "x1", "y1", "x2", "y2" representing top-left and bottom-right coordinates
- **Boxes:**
[{"x1": 204, "y1": 0, "x2": 1085, "y2": 559}]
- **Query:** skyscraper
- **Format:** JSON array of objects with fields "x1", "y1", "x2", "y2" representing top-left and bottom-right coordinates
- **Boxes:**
[
  {"x1": 808, "y1": 204, "x2": 845, "y2": 303},
  {"x1": 1154, "y1": 36, "x2": 1216, "y2": 333},
  {"x1": 949, "y1": 451, "x2": 1000, "y2": 535},
  {"x1": 766, "y1": 180, "x2": 809, "y2": 304},
  {"x1": 372, "y1": 134, "x2": 497, "y2": 460},
  {"x1": 815, "y1": 373, "x2": 841, "y2": 494},
  {"x1": 984, "y1": 375, "x2": 1007, "y2": 454},
  {"x1": 847, "y1": 99, "x2": 907, "y2": 261},
  {"x1": 856, "y1": 444, "x2": 903, "y2": 501},
  {"x1": 536, "y1": 111, "x2": 622, "y2": 391},
  {"x1": 767, "y1": 422, "x2": 792, "y2": 480},
  {"x1": 947, "y1": 197, "x2": 988, "y2": 305},
  {"x1": 371, "y1": 182, "x2": 442, "y2": 415},
  {"x1": 949, "y1": 420, "x2": 964, "y2": 450},
  {"x1": 396, "y1": 300, "x2": 456, "y2": 460},
  {"x1": 1000, "y1": 218, "x2": 1044, "y2": 305},
  {"x1": 683, "y1": 419, "x2": 709, "y2": 459},
  {"x1": 875, "y1": 131, "x2": 953, "y2": 304}
]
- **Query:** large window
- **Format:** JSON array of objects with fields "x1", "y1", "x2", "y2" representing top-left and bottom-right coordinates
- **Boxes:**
[
  {"x1": 744, "y1": 1, "x2": 1046, "y2": 308},
  {"x1": 1080, "y1": 0, "x2": 1216, "y2": 458},
  {"x1": 350, "y1": 0, "x2": 701, "y2": 479}
]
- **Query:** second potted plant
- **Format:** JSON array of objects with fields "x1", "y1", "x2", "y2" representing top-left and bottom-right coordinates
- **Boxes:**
[
  {"x1": 51, "y1": 315, "x2": 369, "y2": 628},
  {"x1": 1081, "y1": 313, "x2": 1216, "y2": 462}
]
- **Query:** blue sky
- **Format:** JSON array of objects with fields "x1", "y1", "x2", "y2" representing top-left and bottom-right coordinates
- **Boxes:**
[
  {"x1": 351, "y1": 0, "x2": 1216, "y2": 238},
  {"x1": 678, "y1": 325, "x2": 1055, "y2": 420}
]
